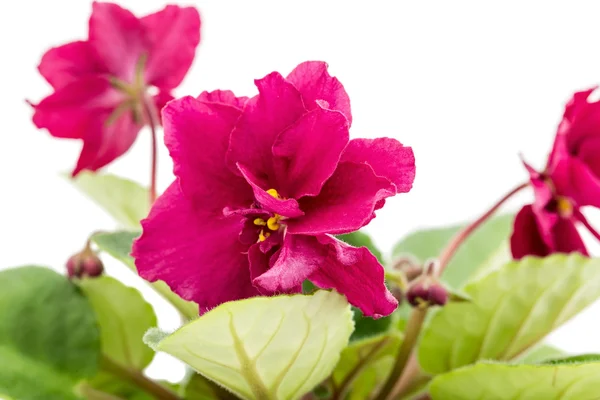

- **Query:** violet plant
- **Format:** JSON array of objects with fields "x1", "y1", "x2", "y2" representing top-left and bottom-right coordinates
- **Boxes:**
[{"x1": 4, "y1": 2, "x2": 600, "y2": 400}]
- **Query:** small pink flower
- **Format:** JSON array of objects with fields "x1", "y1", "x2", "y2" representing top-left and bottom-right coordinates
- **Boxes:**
[
  {"x1": 132, "y1": 62, "x2": 416, "y2": 317},
  {"x1": 510, "y1": 161, "x2": 596, "y2": 259},
  {"x1": 30, "y1": 2, "x2": 200, "y2": 175}
]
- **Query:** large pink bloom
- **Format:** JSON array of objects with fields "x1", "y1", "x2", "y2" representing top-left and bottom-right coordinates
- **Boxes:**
[
  {"x1": 30, "y1": 2, "x2": 200, "y2": 175},
  {"x1": 132, "y1": 62, "x2": 416, "y2": 317}
]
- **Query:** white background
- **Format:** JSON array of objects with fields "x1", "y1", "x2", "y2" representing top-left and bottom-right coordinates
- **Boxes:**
[{"x1": 2, "y1": 0, "x2": 600, "y2": 382}]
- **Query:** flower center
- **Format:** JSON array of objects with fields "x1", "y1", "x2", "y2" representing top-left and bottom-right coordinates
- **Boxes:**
[
  {"x1": 556, "y1": 196, "x2": 574, "y2": 218},
  {"x1": 253, "y1": 188, "x2": 283, "y2": 242}
]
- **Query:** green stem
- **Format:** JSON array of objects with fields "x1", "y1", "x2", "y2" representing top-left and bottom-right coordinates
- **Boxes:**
[
  {"x1": 375, "y1": 308, "x2": 427, "y2": 400},
  {"x1": 101, "y1": 355, "x2": 182, "y2": 400},
  {"x1": 79, "y1": 382, "x2": 125, "y2": 400}
]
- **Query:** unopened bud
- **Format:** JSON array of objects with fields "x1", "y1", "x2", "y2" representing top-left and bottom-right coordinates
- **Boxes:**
[
  {"x1": 390, "y1": 285, "x2": 404, "y2": 305},
  {"x1": 406, "y1": 277, "x2": 448, "y2": 308},
  {"x1": 66, "y1": 249, "x2": 103, "y2": 279},
  {"x1": 391, "y1": 255, "x2": 423, "y2": 282}
]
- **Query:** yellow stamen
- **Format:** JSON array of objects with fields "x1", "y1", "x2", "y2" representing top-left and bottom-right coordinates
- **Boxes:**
[
  {"x1": 253, "y1": 218, "x2": 266, "y2": 226},
  {"x1": 258, "y1": 230, "x2": 271, "y2": 242},
  {"x1": 266, "y1": 188, "x2": 280, "y2": 199},
  {"x1": 267, "y1": 216, "x2": 281, "y2": 231},
  {"x1": 557, "y1": 197, "x2": 574, "y2": 218}
]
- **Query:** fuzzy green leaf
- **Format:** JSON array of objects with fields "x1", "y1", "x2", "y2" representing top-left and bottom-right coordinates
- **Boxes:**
[
  {"x1": 392, "y1": 214, "x2": 513, "y2": 289},
  {"x1": 418, "y1": 254, "x2": 600, "y2": 374},
  {"x1": 79, "y1": 276, "x2": 157, "y2": 369},
  {"x1": 430, "y1": 361, "x2": 600, "y2": 399},
  {"x1": 0, "y1": 266, "x2": 100, "y2": 400},
  {"x1": 145, "y1": 291, "x2": 354, "y2": 400},
  {"x1": 69, "y1": 172, "x2": 149, "y2": 229}
]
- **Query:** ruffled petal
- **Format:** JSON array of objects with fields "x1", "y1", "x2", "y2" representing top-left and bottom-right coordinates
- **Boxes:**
[
  {"x1": 286, "y1": 61, "x2": 352, "y2": 124},
  {"x1": 341, "y1": 138, "x2": 415, "y2": 193},
  {"x1": 510, "y1": 205, "x2": 550, "y2": 259},
  {"x1": 132, "y1": 182, "x2": 259, "y2": 313},
  {"x1": 253, "y1": 235, "x2": 321, "y2": 293},
  {"x1": 577, "y1": 136, "x2": 600, "y2": 180},
  {"x1": 88, "y1": 2, "x2": 147, "y2": 81},
  {"x1": 141, "y1": 5, "x2": 201, "y2": 90},
  {"x1": 162, "y1": 96, "x2": 253, "y2": 213},
  {"x1": 237, "y1": 163, "x2": 304, "y2": 218},
  {"x1": 272, "y1": 106, "x2": 349, "y2": 198},
  {"x1": 198, "y1": 90, "x2": 249, "y2": 109},
  {"x1": 227, "y1": 72, "x2": 306, "y2": 179},
  {"x1": 32, "y1": 76, "x2": 122, "y2": 139},
  {"x1": 288, "y1": 162, "x2": 394, "y2": 235},
  {"x1": 37, "y1": 41, "x2": 104, "y2": 89},
  {"x1": 308, "y1": 235, "x2": 397, "y2": 318},
  {"x1": 551, "y1": 157, "x2": 600, "y2": 208}
]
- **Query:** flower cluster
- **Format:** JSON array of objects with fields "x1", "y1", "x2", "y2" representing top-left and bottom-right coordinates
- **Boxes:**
[
  {"x1": 132, "y1": 62, "x2": 416, "y2": 317},
  {"x1": 511, "y1": 89, "x2": 600, "y2": 259}
]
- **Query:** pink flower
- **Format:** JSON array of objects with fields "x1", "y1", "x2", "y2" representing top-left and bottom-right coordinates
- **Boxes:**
[
  {"x1": 132, "y1": 62, "x2": 416, "y2": 317},
  {"x1": 30, "y1": 2, "x2": 200, "y2": 175},
  {"x1": 547, "y1": 88, "x2": 600, "y2": 208}
]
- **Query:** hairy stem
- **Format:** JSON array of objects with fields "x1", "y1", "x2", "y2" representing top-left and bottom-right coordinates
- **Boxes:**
[
  {"x1": 142, "y1": 99, "x2": 159, "y2": 205},
  {"x1": 101, "y1": 355, "x2": 182, "y2": 400}
]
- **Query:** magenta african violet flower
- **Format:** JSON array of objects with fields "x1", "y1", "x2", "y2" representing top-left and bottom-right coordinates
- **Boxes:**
[
  {"x1": 30, "y1": 2, "x2": 200, "y2": 175},
  {"x1": 132, "y1": 61, "x2": 416, "y2": 317}
]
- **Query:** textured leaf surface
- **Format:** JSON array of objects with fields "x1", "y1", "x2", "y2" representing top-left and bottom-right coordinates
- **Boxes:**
[
  {"x1": 392, "y1": 214, "x2": 513, "y2": 288},
  {"x1": 70, "y1": 172, "x2": 149, "y2": 229},
  {"x1": 517, "y1": 344, "x2": 566, "y2": 364},
  {"x1": 418, "y1": 254, "x2": 600, "y2": 374},
  {"x1": 92, "y1": 231, "x2": 198, "y2": 319},
  {"x1": 331, "y1": 334, "x2": 401, "y2": 399},
  {"x1": 146, "y1": 291, "x2": 354, "y2": 400},
  {"x1": 430, "y1": 362, "x2": 600, "y2": 400},
  {"x1": 0, "y1": 266, "x2": 100, "y2": 400},
  {"x1": 79, "y1": 276, "x2": 157, "y2": 369}
]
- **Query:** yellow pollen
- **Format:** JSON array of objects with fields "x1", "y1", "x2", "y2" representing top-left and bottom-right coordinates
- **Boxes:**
[
  {"x1": 266, "y1": 188, "x2": 280, "y2": 199},
  {"x1": 258, "y1": 230, "x2": 271, "y2": 242},
  {"x1": 267, "y1": 216, "x2": 281, "y2": 231},
  {"x1": 557, "y1": 197, "x2": 574, "y2": 218},
  {"x1": 253, "y1": 218, "x2": 266, "y2": 226}
]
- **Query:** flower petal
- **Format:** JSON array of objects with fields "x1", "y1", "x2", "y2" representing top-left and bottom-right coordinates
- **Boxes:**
[
  {"x1": 32, "y1": 76, "x2": 121, "y2": 139},
  {"x1": 227, "y1": 72, "x2": 306, "y2": 179},
  {"x1": 510, "y1": 205, "x2": 550, "y2": 259},
  {"x1": 162, "y1": 96, "x2": 253, "y2": 213},
  {"x1": 308, "y1": 235, "x2": 397, "y2": 318},
  {"x1": 552, "y1": 217, "x2": 588, "y2": 256},
  {"x1": 141, "y1": 5, "x2": 201, "y2": 90},
  {"x1": 198, "y1": 90, "x2": 249, "y2": 109},
  {"x1": 73, "y1": 105, "x2": 142, "y2": 175},
  {"x1": 551, "y1": 157, "x2": 600, "y2": 208},
  {"x1": 153, "y1": 90, "x2": 174, "y2": 117},
  {"x1": 253, "y1": 235, "x2": 322, "y2": 293},
  {"x1": 341, "y1": 138, "x2": 415, "y2": 193},
  {"x1": 37, "y1": 41, "x2": 104, "y2": 89},
  {"x1": 132, "y1": 182, "x2": 259, "y2": 313},
  {"x1": 286, "y1": 61, "x2": 352, "y2": 124},
  {"x1": 88, "y1": 2, "x2": 147, "y2": 81},
  {"x1": 287, "y1": 162, "x2": 394, "y2": 235},
  {"x1": 237, "y1": 163, "x2": 304, "y2": 218},
  {"x1": 272, "y1": 106, "x2": 349, "y2": 198}
]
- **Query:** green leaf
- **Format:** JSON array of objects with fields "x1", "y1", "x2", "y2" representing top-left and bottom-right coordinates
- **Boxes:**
[
  {"x1": 78, "y1": 276, "x2": 157, "y2": 369},
  {"x1": 392, "y1": 214, "x2": 513, "y2": 289},
  {"x1": 543, "y1": 354, "x2": 600, "y2": 365},
  {"x1": 350, "y1": 308, "x2": 394, "y2": 342},
  {"x1": 331, "y1": 334, "x2": 401, "y2": 399},
  {"x1": 418, "y1": 254, "x2": 600, "y2": 374},
  {"x1": 337, "y1": 231, "x2": 384, "y2": 264},
  {"x1": 184, "y1": 373, "x2": 238, "y2": 400},
  {"x1": 69, "y1": 172, "x2": 149, "y2": 229},
  {"x1": 145, "y1": 291, "x2": 354, "y2": 400},
  {"x1": 92, "y1": 231, "x2": 198, "y2": 320},
  {"x1": 429, "y1": 361, "x2": 600, "y2": 399},
  {"x1": 516, "y1": 344, "x2": 566, "y2": 364},
  {"x1": 0, "y1": 266, "x2": 100, "y2": 400}
]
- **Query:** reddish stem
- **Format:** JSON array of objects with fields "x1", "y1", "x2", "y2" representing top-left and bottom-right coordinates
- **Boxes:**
[
  {"x1": 142, "y1": 99, "x2": 158, "y2": 204},
  {"x1": 436, "y1": 181, "x2": 529, "y2": 276},
  {"x1": 576, "y1": 210, "x2": 600, "y2": 242}
]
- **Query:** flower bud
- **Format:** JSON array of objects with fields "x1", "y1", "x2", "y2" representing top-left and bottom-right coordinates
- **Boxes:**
[
  {"x1": 391, "y1": 255, "x2": 422, "y2": 282},
  {"x1": 66, "y1": 249, "x2": 104, "y2": 279},
  {"x1": 406, "y1": 277, "x2": 448, "y2": 308}
]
